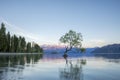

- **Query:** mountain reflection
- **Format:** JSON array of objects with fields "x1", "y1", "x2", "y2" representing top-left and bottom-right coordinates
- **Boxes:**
[
  {"x1": 59, "y1": 58, "x2": 86, "y2": 80},
  {"x1": 0, "y1": 54, "x2": 42, "y2": 80}
]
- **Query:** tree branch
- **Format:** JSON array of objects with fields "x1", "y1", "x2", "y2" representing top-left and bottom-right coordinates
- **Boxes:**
[{"x1": 64, "y1": 46, "x2": 72, "y2": 54}]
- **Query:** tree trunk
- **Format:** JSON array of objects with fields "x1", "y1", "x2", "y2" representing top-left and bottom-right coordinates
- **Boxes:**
[{"x1": 63, "y1": 46, "x2": 72, "y2": 59}]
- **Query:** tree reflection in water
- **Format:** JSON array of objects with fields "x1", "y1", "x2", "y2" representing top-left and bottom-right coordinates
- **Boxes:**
[
  {"x1": 0, "y1": 54, "x2": 42, "y2": 80},
  {"x1": 59, "y1": 58, "x2": 86, "y2": 80}
]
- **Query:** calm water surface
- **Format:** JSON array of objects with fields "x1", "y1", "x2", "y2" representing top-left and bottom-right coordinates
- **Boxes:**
[{"x1": 0, "y1": 53, "x2": 120, "y2": 80}]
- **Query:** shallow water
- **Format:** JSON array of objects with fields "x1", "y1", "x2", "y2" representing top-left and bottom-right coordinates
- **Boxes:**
[{"x1": 0, "y1": 53, "x2": 120, "y2": 80}]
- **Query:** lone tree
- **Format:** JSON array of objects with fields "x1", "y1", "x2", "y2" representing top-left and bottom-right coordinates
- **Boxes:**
[{"x1": 59, "y1": 30, "x2": 84, "y2": 58}]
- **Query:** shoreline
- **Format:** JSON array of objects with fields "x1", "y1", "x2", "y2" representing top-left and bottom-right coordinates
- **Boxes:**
[{"x1": 0, "y1": 53, "x2": 42, "y2": 56}]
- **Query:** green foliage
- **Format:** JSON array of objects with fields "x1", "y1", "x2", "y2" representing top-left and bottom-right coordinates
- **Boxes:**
[
  {"x1": 20, "y1": 37, "x2": 26, "y2": 52},
  {"x1": 13, "y1": 35, "x2": 19, "y2": 52},
  {"x1": 80, "y1": 48, "x2": 86, "y2": 53},
  {"x1": 60, "y1": 30, "x2": 83, "y2": 55},
  {"x1": 32, "y1": 43, "x2": 43, "y2": 53},
  {"x1": 10, "y1": 36, "x2": 14, "y2": 52},
  {"x1": 0, "y1": 23, "x2": 7, "y2": 52},
  {"x1": 26, "y1": 42, "x2": 32, "y2": 53},
  {"x1": 0, "y1": 22, "x2": 43, "y2": 53},
  {"x1": 6, "y1": 32, "x2": 10, "y2": 52},
  {"x1": 60, "y1": 30, "x2": 83, "y2": 47}
]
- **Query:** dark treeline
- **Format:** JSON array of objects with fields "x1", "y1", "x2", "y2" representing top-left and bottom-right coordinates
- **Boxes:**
[{"x1": 0, "y1": 23, "x2": 43, "y2": 53}]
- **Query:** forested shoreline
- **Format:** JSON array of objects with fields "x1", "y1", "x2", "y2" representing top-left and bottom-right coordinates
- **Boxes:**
[{"x1": 0, "y1": 23, "x2": 43, "y2": 53}]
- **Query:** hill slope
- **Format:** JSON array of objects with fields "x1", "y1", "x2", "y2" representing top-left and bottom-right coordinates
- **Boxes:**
[{"x1": 92, "y1": 44, "x2": 120, "y2": 53}]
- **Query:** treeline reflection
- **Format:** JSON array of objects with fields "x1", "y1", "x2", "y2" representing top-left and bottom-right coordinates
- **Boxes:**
[{"x1": 0, "y1": 54, "x2": 42, "y2": 80}]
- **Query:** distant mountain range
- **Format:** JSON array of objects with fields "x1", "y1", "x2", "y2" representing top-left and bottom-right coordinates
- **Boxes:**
[
  {"x1": 41, "y1": 44, "x2": 120, "y2": 59},
  {"x1": 92, "y1": 44, "x2": 120, "y2": 53},
  {"x1": 42, "y1": 44, "x2": 95, "y2": 53},
  {"x1": 41, "y1": 44, "x2": 95, "y2": 58},
  {"x1": 42, "y1": 44, "x2": 120, "y2": 54}
]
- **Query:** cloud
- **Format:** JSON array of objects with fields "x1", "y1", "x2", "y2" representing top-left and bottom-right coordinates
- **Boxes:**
[
  {"x1": 82, "y1": 39, "x2": 106, "y2": 48},
  {"x1": 0, "y1": 19, "x2": 42, "y2": 44},
  {"x1": 0, "y1": 18, "x2": 60, "y2": 45},
  {"x1": 90, "y1": 39, "x2": 105, "y2": 43}
]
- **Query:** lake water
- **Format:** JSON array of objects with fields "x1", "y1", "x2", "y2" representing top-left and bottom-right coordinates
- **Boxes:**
[{"x1": 0, "y1": 53, "x2": 120, "y2": 80}]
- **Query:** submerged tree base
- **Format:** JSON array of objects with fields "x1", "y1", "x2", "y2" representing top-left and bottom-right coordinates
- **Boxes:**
[{"x1": 63, "y1": 53, "x2": 68, "y2": 59}]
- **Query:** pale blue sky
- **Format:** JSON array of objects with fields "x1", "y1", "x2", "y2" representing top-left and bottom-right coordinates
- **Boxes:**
[{"x1": 0, "y1": 0, "x2": 120, "y2": 47}]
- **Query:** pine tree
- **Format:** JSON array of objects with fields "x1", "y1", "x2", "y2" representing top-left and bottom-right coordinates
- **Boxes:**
[
  {"x1": 18, "y1": 36, "x2": 22, "y2": 52},
  {"x1": 10, "y1": 36, "x2": 14, "y2": 52},
  {"x1": 0, "y1": 22, "x2": 43, "y2": 53},
  {"x1": 6, "y1": 32, "x2": 11, "y2": 52},
  {"x1": 33, "y1": 44, "x2": 43, "y2": 53},
  {"x1": 13, "y1": 35, "x2": 19, "y2": 52},
  {"x1": 26, "y1": 42, "x2": 31, "y2": 53},
  {"x1": 0, "y1": 23, "x2": 7, "y2": 52},
  {"x1": 21, "y1": 37, "x2": 26, "y2": 52}
]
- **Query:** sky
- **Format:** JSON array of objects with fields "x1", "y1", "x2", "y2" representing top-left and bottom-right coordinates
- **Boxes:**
[{"x1": 0, "y1": 0, "x2": 120, "y2": 48}]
